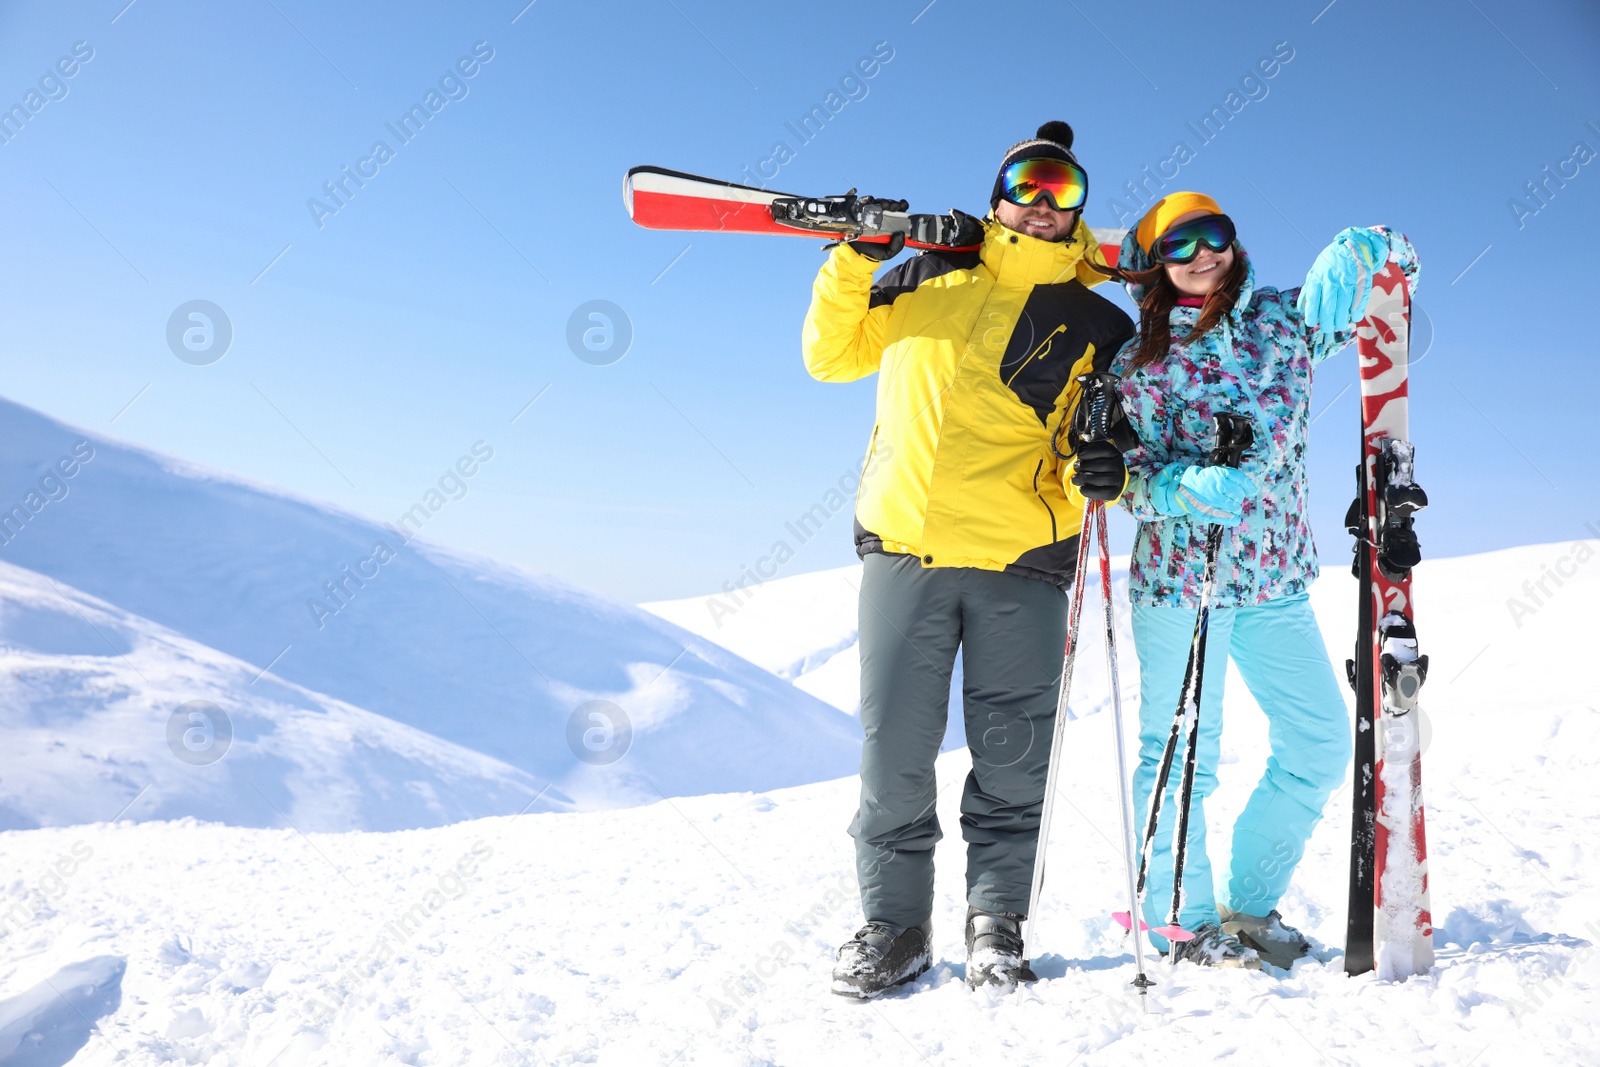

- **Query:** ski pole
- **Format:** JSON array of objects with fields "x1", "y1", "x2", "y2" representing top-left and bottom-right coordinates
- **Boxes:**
[
  {"x1": 1027, "y1": 375, "x2": 1116, "y2": 951},
  {"x1": 1026, "y1": 373, "x2": 1152, "y2": 998},
  {"x1": 1077, "y1": 373, "x2": 1154, "y2": 995},
  {"x1": 1162, "y1": 413, "x2": 1253, "y2": 939},
  {"x1": 1024, "y1": 489, "x2": 1096, "y2": 954},
  {"x1": 1131, "y1": 413, "x2": 1253, "y2": 943},
  {"x1": 1091, "y1": 482, "x2": 1154, "y2": 997}
]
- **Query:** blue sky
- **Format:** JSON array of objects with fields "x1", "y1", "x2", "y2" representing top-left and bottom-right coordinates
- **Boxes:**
[{"x1": 0, "y1": 0, "x2": 1596, "y2": 602}]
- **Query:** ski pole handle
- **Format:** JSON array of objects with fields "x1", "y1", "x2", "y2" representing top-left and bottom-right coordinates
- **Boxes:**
[
  {"x1": 1208, "y1": 412, "x2": 1254, "y2": 469},
  {"x1": 1057, "y1": 371, "x2": 1132, "y2": 462},
  {"x1": 1055, "y1": 373, "x2": 1139, "y2": 482},
  {"x1": 1053, "y1": 372, "x2": 1115, "y2": 462},
  {"x1": 1075, "y1": 372, "x2": 1120, "y2": 444}
]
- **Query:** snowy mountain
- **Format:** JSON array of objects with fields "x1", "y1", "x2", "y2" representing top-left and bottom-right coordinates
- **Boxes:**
[
  {"x1": 0, "y1": 558, "x2": 562, "y2": 832},
  {"x1": 0, "y1": 397, "x2": 860, "y2": 818},
  {"x1": 0, "y1": 541, "x2": 1594, "y2": 1065}
]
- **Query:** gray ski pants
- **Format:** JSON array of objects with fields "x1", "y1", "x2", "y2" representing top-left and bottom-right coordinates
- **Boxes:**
[{"x1": 850, "y1": 551, "x2": 1070, "y2": 928}]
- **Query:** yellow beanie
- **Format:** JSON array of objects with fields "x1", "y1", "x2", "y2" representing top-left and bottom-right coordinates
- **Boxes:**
[{"x1": 1134, "y1": 192, "x2": 1224, "y2": 253}]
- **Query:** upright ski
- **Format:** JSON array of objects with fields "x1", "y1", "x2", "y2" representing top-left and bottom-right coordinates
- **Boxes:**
[{"x1": 1344, "y1": 248, "x2": 1435, "y2": 979}]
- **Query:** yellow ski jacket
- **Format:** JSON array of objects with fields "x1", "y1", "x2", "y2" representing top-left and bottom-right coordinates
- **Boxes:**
[{"x1": 802, "y1": 218, "x2": 1134, "y2": 587}]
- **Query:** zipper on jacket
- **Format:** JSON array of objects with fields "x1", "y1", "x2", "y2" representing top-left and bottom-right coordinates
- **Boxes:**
[
  {"x1": 1032, "y1": 457, "x2": 1057, "y2": 542},
  {"x1": 856, "y1": 425, "x2": 880, "y2": 504}
]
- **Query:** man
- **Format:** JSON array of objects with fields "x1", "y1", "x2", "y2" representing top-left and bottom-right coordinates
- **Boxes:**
[{"x1": 803, "y1": 121, "x2": 1135, "y2": 997}]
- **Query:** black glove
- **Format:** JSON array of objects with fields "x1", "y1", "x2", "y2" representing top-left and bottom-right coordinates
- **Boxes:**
[
  {"x1": 1071, "y1": 439, "x2": 1127, "y2": 501},
  {"x1": 849, "y1": 231, "x2": 905, "y2": 262}
]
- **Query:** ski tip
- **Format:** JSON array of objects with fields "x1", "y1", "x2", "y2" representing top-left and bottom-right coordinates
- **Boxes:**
[
  {"x1": 1089, "y1": 227, "x2": 1128, "y2": 267},
  {"x1": 1153, "y1": 924, "x2": 1197, "y2": 942},
  {"x1": 1112, "y1": 911, "x2": 1152, "y2": 933}
]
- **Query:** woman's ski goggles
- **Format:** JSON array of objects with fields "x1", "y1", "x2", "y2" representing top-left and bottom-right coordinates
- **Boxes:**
[
  {"x1": 999, "y1": 157, "x2": 1089, "y2": 212},
  {"x1": 1151, "y1": 213, "x2": 1237, "y2": 264}
]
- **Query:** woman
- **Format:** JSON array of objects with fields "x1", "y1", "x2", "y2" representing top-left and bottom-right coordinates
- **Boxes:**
[{"x1": 1081, "y1": 192, "x2": 1419, "y2": 968}]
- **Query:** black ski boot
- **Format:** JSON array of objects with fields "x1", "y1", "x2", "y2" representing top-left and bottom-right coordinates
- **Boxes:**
[
  {"x1": 831, "y1": 921, "x2": 933, "y2": 1000},
  {"x1": 964, "y1": 908, "x2": 1037, "y2": 992}
]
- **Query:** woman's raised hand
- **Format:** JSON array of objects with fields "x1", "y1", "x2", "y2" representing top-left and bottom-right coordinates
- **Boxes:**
[{"x1": 1297, "y1": 227, "x2": 1391, "y2": 336}]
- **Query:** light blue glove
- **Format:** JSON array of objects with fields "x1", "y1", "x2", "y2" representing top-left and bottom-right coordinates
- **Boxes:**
[
  {"x1": 1150, "y1": 465, "x2": 1258, "y2": 526},
  {"x1": 1297, "y1": 227, "x2": 1391, "y2": 336}
]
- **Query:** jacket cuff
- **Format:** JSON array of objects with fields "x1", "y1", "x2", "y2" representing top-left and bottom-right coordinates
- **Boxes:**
[
  {"x1": 1063, "y1": 461, "x2": 1131, "y2": 509},
  {"x1": 1148, "y1": 465, "x2": 1190, "y2": 517}
]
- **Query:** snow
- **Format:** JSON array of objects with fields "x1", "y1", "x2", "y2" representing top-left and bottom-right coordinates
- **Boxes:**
[
  {"x1": 0, "y1": 955, "x2": 124, "y2": 1066},
  {"x1": 0, "y1": 397, "x2": 860, "y2": 817},
  {"x1": 1375, "y1": 712, "x2": 1433, "y2": 981},
  {"x1": 2, "y1": 539, "x2": 1596, "y2": 1063}
]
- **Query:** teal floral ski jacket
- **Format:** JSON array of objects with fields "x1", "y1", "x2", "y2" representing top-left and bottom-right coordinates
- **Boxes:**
[{"x1": 1113, "y1": 228, "x2": 1420, "y2": 609}]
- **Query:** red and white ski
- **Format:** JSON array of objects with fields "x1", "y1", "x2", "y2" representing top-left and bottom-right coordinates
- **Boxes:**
[
  {"x1": 1344, "y1": 247, "x2": 1435, "y2": 979},
  {"x1": 624, "y1": 166, "x2": 1127, "y2": 262}
]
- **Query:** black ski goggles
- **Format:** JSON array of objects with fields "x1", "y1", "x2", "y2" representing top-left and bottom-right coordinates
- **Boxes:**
[
  {"x1": 998, "y1": 157, "x2": 1089, "y2": 212},
  {"x1": 1151, "y1": 213, "x2": 1236, "y2": 264}
]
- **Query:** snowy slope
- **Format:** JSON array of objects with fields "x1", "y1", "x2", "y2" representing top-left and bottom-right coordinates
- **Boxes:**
[
  {"x1": 4, "y1": 543, "x2": 1591, "y2": 1064},
  {"x1": 0, "y1": 397, "x2": 860, "y2": 809},
  {"x1": 0, "y1": 559, "x2": 563, "y2": 832},
  {"x1": 642, "y1": 563, "x2": 866, "y2": 710},
  {"x1": 642, "y1": 563, "x2": 864, "y2": 682},
  {"x1": 644, "y1": 556, "x2": 1139, "y2": 751}
]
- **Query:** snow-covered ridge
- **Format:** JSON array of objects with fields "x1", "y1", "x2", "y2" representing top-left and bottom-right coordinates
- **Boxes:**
[
  {"x1": 0, "y1": 395, "x2": 860, "y2": 822},
  {"x1": 0, "y1": 558, "x2": 562, "y2": 832}
]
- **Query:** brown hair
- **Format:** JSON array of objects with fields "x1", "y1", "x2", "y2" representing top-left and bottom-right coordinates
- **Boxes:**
[{"x1": 1093, "y1": 252, "x2": 1248, "y2": 370}]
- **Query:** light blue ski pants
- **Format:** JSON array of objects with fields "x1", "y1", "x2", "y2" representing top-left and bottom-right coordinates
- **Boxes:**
[{"x1": 1131, "y1": 592, "x2": 1351, "y2": 945}]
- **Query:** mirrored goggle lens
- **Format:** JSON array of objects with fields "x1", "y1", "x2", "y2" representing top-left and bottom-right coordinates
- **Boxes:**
[
  {"x1": 1154, "y1": 215, "x2": 1235, "y2": 263},
  {"x1": 1001, "y1": 158, "x2": 1088, "y2": 211}
]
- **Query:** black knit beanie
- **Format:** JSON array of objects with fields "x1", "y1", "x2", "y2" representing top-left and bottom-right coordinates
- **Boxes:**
[{"x1": 990, "y1": 120, "x2": 1083, "y2": 209}]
